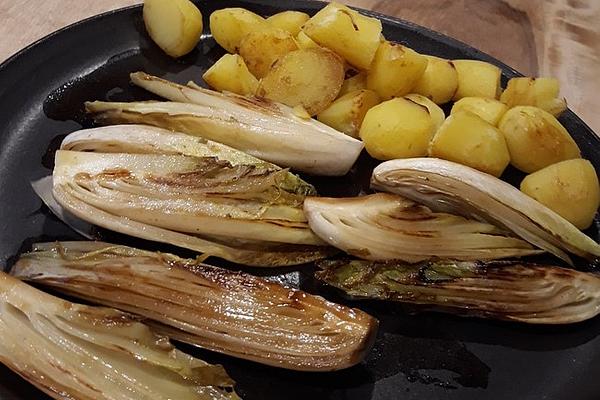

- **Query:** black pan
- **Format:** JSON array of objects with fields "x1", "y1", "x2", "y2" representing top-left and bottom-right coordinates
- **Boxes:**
[{"x1": 0, "y1": 1, "x2": 599, "y2": 399}]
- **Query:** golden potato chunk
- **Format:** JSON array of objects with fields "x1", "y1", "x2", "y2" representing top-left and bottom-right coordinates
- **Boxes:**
[
  {"x1": 451, "y1": 97, "x2": 508, "y2": 125},
  {"x1": 521, "y1": 159, "x2": 600, "y2": 229},
  {"x1": 143, "y1": 0, "x2": 203, "y2": 58},
  {"x1": 209, "y1": 8, "x2": 268, "y2": 53},
  {"x1": 202, "y1": 54, "x2": 258, "y2": 95},
  {"x1": 267, "y1": 11, "x2": 309, "y2": 36},
  {"x1": 500, "y1": 77, "x2": 567, "y2": 117},
  {"x1": 404, "y1": 94, "x2": 445, "y2": 133},
  {"x1": 338, "y1": 72, "x2": 367, "y2": 97},
  {"x1": 367, "y1": 42, "x2": 428, "y2": 100},
  {"x1": 412, "y1": 55, "x2": 458, "y2": 104},
  {"x1": 257, "y1": 48, "x2": 345, "y2": 115},
  {"x1": 359, "y1": 97, "x2": 435, "y2": 160},
  {"x1": 498, "y1": 106, "x2": 581, "y2": 173},
  {"x1": 452, "y1": 60, "x2": 501, "y2": 100},
  {"x1": 317, "y1": 89, "x2": 381, "y2": 137},
  {"x1": 239, "y1": 28, "x2": 298, "y2": 78},
  {"x1": 296, "y1": 31, "x2": 320, "y2": 50},
  {"x1": 429, "y1": 111, "x2": 510, "y2": 177},
  {"x1": 302, "y1": 2, "x2": 382, "y2": 70}
]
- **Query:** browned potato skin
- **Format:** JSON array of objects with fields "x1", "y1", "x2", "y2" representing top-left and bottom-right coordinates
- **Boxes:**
[
  {"x1": 520, "y1": 159, "x2": 600, "y2": 229},
  {"x1": 239, "y1": 28, "x2": 299, "y2": 79},
  {"x1": 498, "y1": 106, "x2": 581, "y2": 173},
  {"x1": 257, "y1": 48, "x2": 345, "y2": 115},
  {"x1": 317, "y1": 89, "x2": 381, "y2": 137}
]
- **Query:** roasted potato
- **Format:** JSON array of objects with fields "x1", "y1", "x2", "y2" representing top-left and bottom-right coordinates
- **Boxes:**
[
  {"x1": 367, "y1": 42, "x2": 428, "y2": 99},
  {"x1": 429, "y1": 111, "x2": 510, "y2": 177},
  {"x1": 520, "y1": 159, "x2": 600, "y2": 229},
  {"x1": 317, "y1": 89, "x2": 381, "y2": 137},
  {"x1": 209, "y1": 8, "x2": 269, "y2": 53},
  {"x1": 451, "y1": 97, "x2": 508, "y2": 125},
  {"x1": 267, "y1": 11, "x2": 309, "y2": 36},
  {"x1": 498, "y1": 106, "x2": 581, "y2": 173},
  {"x1": 500, "y1": 77, "x2": 567, "y2": 117},
  {"x1": 143, "y1": 0, "x2": 203, "y2": 58},
  {"x1": 239, "y1": 28, "x2": 298, "y2": 78},
  {"x1": 405, "y1": 94, "x2": 445, "y2": 133},
  {"x1": 359, "y1": 97, "x2": 435, "y2": 160},
  {"x1": 452, "y1": 60, "x2": 501, "y2": 100},
  {"x1": 257, "y1": 48, "x2": 345, "y2": 115},
  {"x1": 302, "y1": 2, "x2": 382, "y2": 70},
  {"x1": 412, "y1": 55, "x2": 458, "y2": 104},
  {"x1": 202, "y1": 54, "x2": 258, "y2": 95},
  {"x1": 338, "y1": 72, "x2": 367, "y2": 97},
  {"x1": 296, "y1": 31, "x2": 320, "y2": 50}
]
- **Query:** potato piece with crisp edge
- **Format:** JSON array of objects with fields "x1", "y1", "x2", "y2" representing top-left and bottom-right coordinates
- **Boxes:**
[
  {"x1": 339, "y1": 72, "x2": 367, "y2": 97},
  {"x1": 405, "y1": 94, "x2": 445, "y2": 133},
  {"x1": 359, "y1": 97, "x2": 435, "y2": 160},
  {"x1": 498, "y1": 106, "x2": 581, "y2": 173},
  {"x1": 257, "y1": 48, "x2": 345, "y2": 115},
  {"x1": 429, "y1": 111, "x2": 510, "y2": 177},
  {"x1": 451, "y1": 97, "x2": 508, "y2": 125},
  {"x1": 143, "y1": 0, "x2": 203, "y2": 58},
  {"x1": 520, "y1": 159, "x2": 600, "y2": 230},
  {"x1": 317, "y1": 89, "x2": 381, "y2": 137},
  {"x1": 302, "y1": 2, "x2": 382, "y2": 70},
  {"x1": 367, "y1": 42, "x2": 428, "y2": 100},
  {"x1": 202, "y1": 54, "x2": 258, "y2": 95},
  {"x1": 500, "y1": 77, "x2": 567, "y2": 117},
  {"x1": 452, "y1": 59, "x2": 501, "y2": 100},
  {"x1": 267, "y1": 11, "x2": 310, "y2": 36},
  {"x1": 209, "y1": 8, "x2": 269, "y2": 53},
  {"x1": 412, "y1": 55, "x2": 458, "y2": 104},
  {"x1": 239, "y1": 28, "x2": 298, "y2": 79}
]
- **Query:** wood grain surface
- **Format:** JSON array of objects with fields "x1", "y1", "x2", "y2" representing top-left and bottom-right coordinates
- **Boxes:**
[{"x1": 1, "y1": 0, "x2": 599, "y2": 133}]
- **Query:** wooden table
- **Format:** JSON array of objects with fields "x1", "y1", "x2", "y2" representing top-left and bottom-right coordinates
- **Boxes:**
[{"x1": 1, "y1": 0, "x2": 599, "y2": 133}]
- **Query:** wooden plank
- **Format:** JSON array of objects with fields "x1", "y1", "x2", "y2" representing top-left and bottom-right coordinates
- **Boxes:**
[{"x1": 1, "y1": 0, "x2": 598, "y2": 133}]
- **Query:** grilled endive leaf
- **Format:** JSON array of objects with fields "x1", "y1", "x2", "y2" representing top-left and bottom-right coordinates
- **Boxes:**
[
  {"x1": 84, "y1": 72, "x2": 364, "y2": 176},
  {"x1": 372, "y1": 158, "x2": 600, "y2": 264},
  {"x1": 52, "y1": 149, "x2": 332, "y2": 267},
  {"x1": 0, "y1": 271, "x2": 237, "y2": 400},
  {"x1": 60, "y1": 124, "x2": 316, "y2": 197},
  {"x1": 316, "y1": 259, "x2": 600, "y2": 324},
  {"x1": 304, "y1": 193, "x2": 540, "y2": 262},
  {"x1": 12, "y1": 242, "x2": 378, "y2": 371}
]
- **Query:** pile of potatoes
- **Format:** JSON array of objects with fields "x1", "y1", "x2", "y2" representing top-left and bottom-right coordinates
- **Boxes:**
[{"x1": 141, "y1": 0, "x2": 599, "y2": 230}]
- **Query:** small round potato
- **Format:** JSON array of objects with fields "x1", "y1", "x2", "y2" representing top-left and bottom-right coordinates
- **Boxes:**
[
  {"x1": 412, "y1": 56, "x2": 458, "y2": 104},
  {"x1": 500, "y1": 77, "x2": 567, "y2": 117},
  {"x1": 202, "y1": 54, "x2": 258, "y2": 95},
  {"x1": 317, "y1": 89, "x2": 381, "y2": 138},
  {"x1": 143, "y1": 0, "x2": 203, "y2": 58},
  {"x1": 239, "y1": 28, "x2": 298, "y2": 78},
  {"x1": 257, "y1": 48, "x2": 345, "y2": 115},
  {"x1": 267, "y1": 11, "x2": 310, "y2": 36},
  {"x1": 367, "y1": 42, "x2": 428, "y2": 99},
  {"x1": 359, "y1": 98, "x2": 435, "y2": 160},
  {"x1": 451, "y1": 97, "x2": 508, "y2": 126},
  {"x1": 209, "y1": 8, "x2": 268, "y2": 53},
  {"x1": 498, "y1": 106, "x2": 581, "y2": 173},
  {"x1": 404, "y1": 94, "x2": 445, "y2": 133},
  {"x1": 429, "y1": 111, "x2": 510, "y2": 177},
  {"x1": 520, "y1": 159, "x2": 600, "y2": 229}
]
